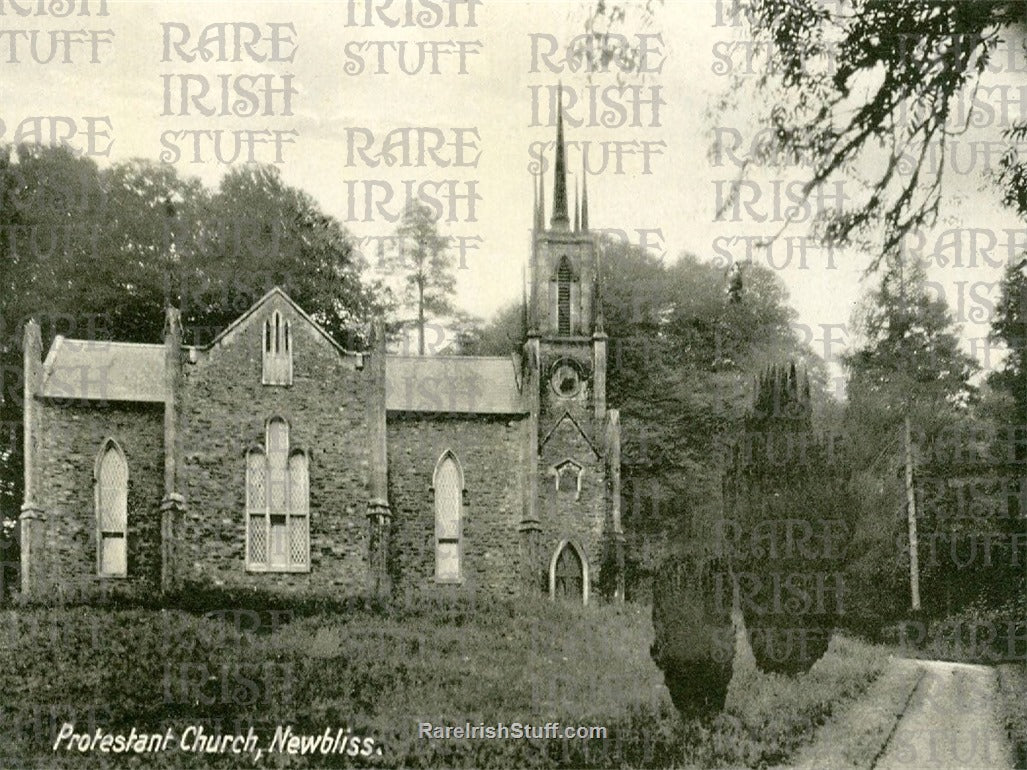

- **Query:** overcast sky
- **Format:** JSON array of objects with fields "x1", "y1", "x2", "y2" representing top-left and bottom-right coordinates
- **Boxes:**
[{"x1": 3, "y1": 0, "x2": 1022, "y2": 395}]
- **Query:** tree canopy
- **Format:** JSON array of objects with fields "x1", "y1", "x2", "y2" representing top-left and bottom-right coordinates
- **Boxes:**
[
  {"x1": 0, "y1": 144, "x2": 382, "y2": 530},
  {"x1": 380, "y1": 200, "x2": 459, "y2": 355},
  {"x1": 729, "y1": 0, "x2": 1027, "y2": 265},
  {"x1": 465, "y1": 238, "x2": 827, "y2": 593}
]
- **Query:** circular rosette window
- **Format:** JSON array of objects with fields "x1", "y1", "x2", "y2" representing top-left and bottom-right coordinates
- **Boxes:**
[{"x1": 549, "y1": 358, "x2": 585, "y2": 398}]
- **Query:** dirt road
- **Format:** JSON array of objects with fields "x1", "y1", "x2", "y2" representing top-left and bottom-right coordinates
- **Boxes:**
[
  {"x1": 785, "y1": 658, "x2": 1013, "y2": 769},
  {"x1": 873, "y1": 660, "x2": 1012, "y2": 769}
]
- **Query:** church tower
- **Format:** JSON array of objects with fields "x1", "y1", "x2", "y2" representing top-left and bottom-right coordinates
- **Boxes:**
[
  {"x1": 528, "y1": 102, "x2": 606, "y2": 421},
  {"x1": 521, "y1": 98, "x2": 622, "y2": 604}
]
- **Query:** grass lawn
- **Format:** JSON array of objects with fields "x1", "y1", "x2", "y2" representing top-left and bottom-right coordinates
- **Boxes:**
[{"x1": 0, "y1": 596, "x2": 886, "y2": 768}]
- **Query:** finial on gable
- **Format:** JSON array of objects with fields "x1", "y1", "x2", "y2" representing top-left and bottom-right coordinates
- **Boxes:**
[{"x1": 163, "y1": 305, "x2": 183, "y2": 340}]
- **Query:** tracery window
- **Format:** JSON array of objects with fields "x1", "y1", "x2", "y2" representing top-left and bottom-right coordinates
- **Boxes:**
[
  {"x1": 262, "y1": 310, "x2": 292, "y2": 385},
  {"x1": 246, "y1": 418, "x2": 309, "y2": 571}
]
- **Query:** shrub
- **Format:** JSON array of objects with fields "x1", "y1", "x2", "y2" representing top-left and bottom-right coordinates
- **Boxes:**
[
  {"x1": 723, "y1": 362, "x2": 855, "y2": 675},
  {"x1": 650, "y1": 550, "x2": 734, "y2": 718},
  {"x1": 0, "y1": 599, "x2": 887, "y2": 768}
]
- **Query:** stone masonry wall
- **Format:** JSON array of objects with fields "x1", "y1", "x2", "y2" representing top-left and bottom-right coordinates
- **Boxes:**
[
  {"x1": 538, "y1": 414, "x2": 608, "y2": 596},
  {"x1": 179, "y1": 294, "x2": 375, "y2": 596},
  {"x1": 386, "y1": 412, "x2": 526, "y2": 600},
  {"x1": 36, "y1": 399, "x2": 164, "y2": 600}
]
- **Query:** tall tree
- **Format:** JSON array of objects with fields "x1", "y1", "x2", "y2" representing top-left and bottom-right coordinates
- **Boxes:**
[
  {"x1": 0, "y1": 147, "x2": 382, "y2": 596},
  {"x1": 989, "y1": 258, "x2": 1027, "y2": 430},
  {"x1": 382, "y1": 200, "x2": 457, "y2": 355},
  {"x1": 588, "y1": 1, "x2": 1027, "y2": 269},
  {"x1": 844, "y1": 251, "x2": 979, "y2": 614},
  {"x1": 724, "y1": 361, "x2": 853, "y2": 674},
  {"x1": 452, "y1": 302, "x2": 524, "y2": 356},
  {"x1": 179, "y1": 165, "x2": 383, "y2": 348}
]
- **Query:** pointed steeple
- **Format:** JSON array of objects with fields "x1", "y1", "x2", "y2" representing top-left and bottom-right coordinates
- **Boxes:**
[
  {"x1": 580, "y1": 158, "x2": 589, "y2": 231},
  {"x1": 521, "y1": 264, "x2": 529, "y2": 339},
  {"x1": 574, "y1": 182, "x2": 580, "y2": 232},
  {"x1": 535, "y1": 169, "x2": 545, "y2": 232},
  {"x1": 530, "y1": 171, "x2": 542, "y2": 334},
  {"x1": 551, "y1": 83, "x2": 569, "y2": 229},
  {"x1": 532, "y1": 171, "x2": 539, "y2": 233}
]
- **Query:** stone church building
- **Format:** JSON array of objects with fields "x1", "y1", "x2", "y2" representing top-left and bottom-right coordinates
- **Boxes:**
[{"x1": 19, "y1": 116, "x2": 624, "y2": 605}]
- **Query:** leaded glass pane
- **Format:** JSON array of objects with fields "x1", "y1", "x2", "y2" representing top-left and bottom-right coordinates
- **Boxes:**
[
  {"x1": 247, "y1": 451, "x2": 266, "y2": 511},
  {"x1": 436, "y1": 542, "x2": 460, "y2": 581},
  {"x1": 268, "y1": 420, "x2": 288, "y2": 512},
  {"x1": 269, "y1": 515, "x2": 288, "y2": 568},
  {"x1": 289, "y1": 515, "x2": 308, "y2": 567},
  {"x1": 249, "y1": 515, "x2": 267, "y2": 563},
  {"x1": 101, "y1": 534, "x2": 126, "y2": 575},
  {"x1": 288, "y1": 453, "x2": 308, "y2": 514},
  {"x1": 98, "y1": 447, "x2": 127, "y2": 532},
  {"x1": 434, "y1": 456, "x2": 460, "y2": 540}
]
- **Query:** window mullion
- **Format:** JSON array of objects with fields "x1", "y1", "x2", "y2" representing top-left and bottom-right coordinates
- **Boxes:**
[{"x1": 265, "y1": 456, "x2": 271, "y2": 568}]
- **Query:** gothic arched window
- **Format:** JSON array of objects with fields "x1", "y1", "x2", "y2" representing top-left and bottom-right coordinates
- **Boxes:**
[
  {"x1": 262, "y1": 310, "x2": 292, "y2": 385},
  {"x1": 96, "y1": 440, "x2": 128, "y2": 577},
  {"x1": 557, "y1": 257, "x2": 573, "y2": 335},
  {"x1": 246, "y1": 418, "x2": 309, "y2": 571},
  {"x1": 433, "y1": 451, "x2": 463, "y2": 582}
]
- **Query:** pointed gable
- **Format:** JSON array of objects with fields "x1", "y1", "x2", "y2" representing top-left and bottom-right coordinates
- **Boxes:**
[
  {"x1": 206, "y1": 286, "x2": 353, "y2": 356},
  {"x1": 36, "y1": 288, "x2": 360, "y2": 402},
  {"x1": 540, "y1": 411, "x2": 599, "y2": 457}
]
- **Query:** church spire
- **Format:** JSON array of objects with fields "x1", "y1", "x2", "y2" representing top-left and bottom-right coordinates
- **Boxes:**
[
  {"x1": 581, "y1": 158, "x2": 589, "y2": 231},
  {"x1": 551, "y1": 83, "x2": 569, "y2": 229},
  {"x1": 574, "y1": 182, "x2": 580, "y2": 232},
  {"x1": 532, "y1": 171, "x2": 539, "y2": 232},
  {"x1": 521, "y1": 263, "x2": 529, "y2": 339},
  {"x1": 535, "y1": 169, "x2": 545, "y2": 232}
]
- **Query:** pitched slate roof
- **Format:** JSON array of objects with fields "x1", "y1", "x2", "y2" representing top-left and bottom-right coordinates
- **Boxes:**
[
  {"x1": 33, "y1": 288, "x2": 527, "y2": 414},
  {"x1": 385, "y1": 355, "x2": 526, "y2": 414},
  {"x1": 40, "y1": 337, "x2": 166, "y2": 402},
  {"x1": 208, "y1": 286, "x2": 355, "y2": 355}
]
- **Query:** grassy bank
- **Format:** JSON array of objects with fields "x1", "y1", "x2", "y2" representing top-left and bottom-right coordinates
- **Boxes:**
[
  {"x1": 998, "y1": 663, "x2": 1027, "y2": 769},
  {"x1": 777, "y1": 656, "x2": 923, "y2": 769},
  {"x1": 0, "y1": 597, "x2": 886, "y2": 768},
  {"x1": 680, "y1": 634, "x2": 888, "y2": 768},
  {"x1": 879, "y1": 597, "x2": 1027, "y2": 665}
]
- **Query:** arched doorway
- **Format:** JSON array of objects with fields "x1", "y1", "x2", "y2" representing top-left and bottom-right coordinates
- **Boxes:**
[{"x1": 550, "y1": 541, "x2": 587, "y2": 604}]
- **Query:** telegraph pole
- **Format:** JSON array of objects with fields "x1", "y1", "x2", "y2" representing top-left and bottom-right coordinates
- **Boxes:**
[{"x1": 904, "y1": 414, "x2": 921, "y2": 611}]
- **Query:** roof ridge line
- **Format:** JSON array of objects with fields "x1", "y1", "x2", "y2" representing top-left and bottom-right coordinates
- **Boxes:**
[
  {"x1": 56, "y1": 339, "x2": 163, "y2": 347},
  {"x1": 387, "y1": 354, "x2": 513, "y2": 361}
]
